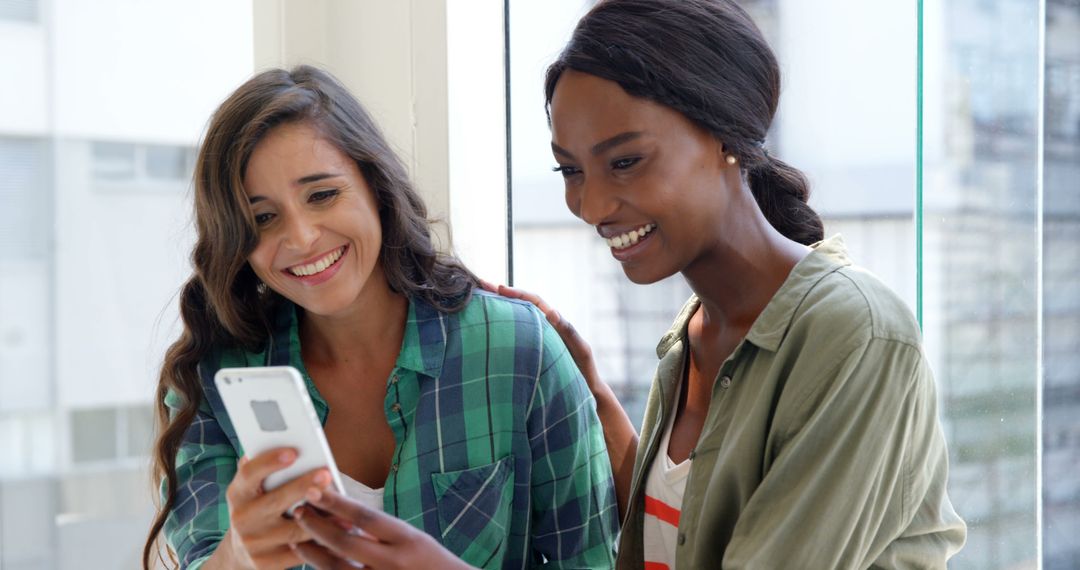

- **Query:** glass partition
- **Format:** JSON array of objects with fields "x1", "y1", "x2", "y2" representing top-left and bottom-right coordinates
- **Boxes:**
[{"x1": 508, "y1": 0, "x2": 1079, "y2": 567}]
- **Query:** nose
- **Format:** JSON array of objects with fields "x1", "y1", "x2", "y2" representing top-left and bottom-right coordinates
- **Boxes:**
[
  {"x1": 281, "y1": 211, "x2": 320, "y2": 252},
  {"x1": 568, "y1": 177, "x2": 618, "y2": 226}
]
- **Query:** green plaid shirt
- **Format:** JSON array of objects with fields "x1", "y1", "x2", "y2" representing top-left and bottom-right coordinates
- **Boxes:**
[{"x1": 162, "y1": 290, "x2": 618, "y2": 569}]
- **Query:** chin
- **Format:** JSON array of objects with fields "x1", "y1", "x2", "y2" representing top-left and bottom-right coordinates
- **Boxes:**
[
  {"x1": 287, "y1": 290, "x2": 355, "y2": 317},
  {"x1": 621, "y1": 263, "x2": 675, "y2": 286}
]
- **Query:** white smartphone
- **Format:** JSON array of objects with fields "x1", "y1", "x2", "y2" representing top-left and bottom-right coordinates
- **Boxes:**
[{"x1": 213, "y1": 365, "x2": 345, "y2": 509}]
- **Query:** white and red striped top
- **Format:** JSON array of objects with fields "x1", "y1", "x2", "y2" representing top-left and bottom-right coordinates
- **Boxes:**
[{"x1": 642, "y1": 383, "x2": 692, "y2": 570}]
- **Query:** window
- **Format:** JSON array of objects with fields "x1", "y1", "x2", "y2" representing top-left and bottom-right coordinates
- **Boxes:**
[
  {"x1": 70, "y1": 405, "x2": 155, "y2": 464},
  {"x1": 506, "y1": 1, "x2": 1079, "y2": 568},
  {"x1": 0, "y1": 0, "x2": 36, "y2": 22},
  {"x1": 91, "y1": 141, "x2": 195, "y2": 188},
  {"x1": 0, "y1": 137, "x2": 48, "y2": 260},
  {"x1": 0, "y1": 2, "x2": 253, "y2": 566}
]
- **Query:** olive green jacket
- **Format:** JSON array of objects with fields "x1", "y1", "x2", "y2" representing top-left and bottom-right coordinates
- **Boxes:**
[{"x1": 616, "y1": 236, "x2": 966, "y2": 569}]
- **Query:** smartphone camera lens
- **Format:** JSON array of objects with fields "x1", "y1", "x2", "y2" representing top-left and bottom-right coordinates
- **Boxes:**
[{"x1": 224, "y1": 377, "x2": 231, "y2": 385}]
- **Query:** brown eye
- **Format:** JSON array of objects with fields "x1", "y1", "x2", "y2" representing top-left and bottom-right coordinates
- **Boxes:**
[
  {"x1": 310, "y1": 189, "x2": 339, "y2": 202},
  {"x1": 254, "y1": 212, "x2": 275, "y2": 225},
  {"x1": 611, "y1": 157, "x2": 641, "y2": 170}
]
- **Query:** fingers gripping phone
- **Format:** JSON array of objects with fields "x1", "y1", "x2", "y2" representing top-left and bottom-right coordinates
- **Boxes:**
[{"x1": 214, "y1": 366, "x2": 345, "y2": 513}]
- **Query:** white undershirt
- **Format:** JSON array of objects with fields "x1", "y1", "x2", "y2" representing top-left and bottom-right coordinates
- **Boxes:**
[
  {"x1": 339, "y1": 472, "x2": 385, "y2": 512},
  {"x1": 642, "y1": 381, "x2": 691, "y2": 570}
]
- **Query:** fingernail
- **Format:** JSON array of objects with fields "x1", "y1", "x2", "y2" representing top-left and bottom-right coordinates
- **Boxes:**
[
  {"x1": 314, "y1": 470, "x2": 330, "y2": 486},
  {"x1": 306, "y1": 487, "x2": 322, "y2": 502},
  {"x1": 279, "y1": 450, "x2": 295, "y2": 463}
]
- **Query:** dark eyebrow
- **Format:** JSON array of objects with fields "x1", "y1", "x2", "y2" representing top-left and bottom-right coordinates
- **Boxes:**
[
  {"x1": 295, "y1": 172, "x2": 343, "y2": 185},
  {"x1": 551, "y1": 131, "x2": 645, "y2": 160}
]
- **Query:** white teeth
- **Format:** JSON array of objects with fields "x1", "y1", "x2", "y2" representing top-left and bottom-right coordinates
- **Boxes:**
[
  {"x1": 605, "y1": 223, "x2": 655, "y2": 250},
  {"x1": 288, "y1": 246, "x2": 345, "y2": 277}
]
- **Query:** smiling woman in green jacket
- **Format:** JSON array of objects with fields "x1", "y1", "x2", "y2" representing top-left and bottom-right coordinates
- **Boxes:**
[{"x1": 492, "y1": 0, "x2": 968, "y2": 568}]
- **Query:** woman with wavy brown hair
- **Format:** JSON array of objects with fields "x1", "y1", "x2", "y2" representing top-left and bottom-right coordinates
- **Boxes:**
[{"x1": 142, "y1": 65, "x2": 617, "y2": 570}]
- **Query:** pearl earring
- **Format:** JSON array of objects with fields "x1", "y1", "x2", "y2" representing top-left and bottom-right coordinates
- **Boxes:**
[{"x1": 725, "y1": 155, "x2": 738, "y2": 166}]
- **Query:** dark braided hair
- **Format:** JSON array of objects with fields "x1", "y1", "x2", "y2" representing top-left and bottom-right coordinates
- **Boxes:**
[{"x1": 545, "y1": 0, "x2": 824, "y2": 245}]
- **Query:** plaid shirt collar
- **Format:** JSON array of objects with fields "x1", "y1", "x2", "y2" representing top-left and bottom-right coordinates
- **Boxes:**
[{"x1": 268, "y1": 295, "x2": 449, "y2": 379}]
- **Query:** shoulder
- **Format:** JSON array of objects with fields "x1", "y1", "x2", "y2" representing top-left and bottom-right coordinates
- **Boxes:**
[
  {"x1": 791, "y1": 263, "x2": 922, "y2": 352},
  {"x1": 449, "y1": 289, "x2": 548, "y2": 342}
]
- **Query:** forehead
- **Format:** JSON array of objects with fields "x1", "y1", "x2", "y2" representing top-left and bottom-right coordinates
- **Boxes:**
[
  {"x1": 549, "y1": 71, "x2": 686, "y2": 148},
  {"x1": 243, "y1": 122, "x2": 352, "y2": 190}
]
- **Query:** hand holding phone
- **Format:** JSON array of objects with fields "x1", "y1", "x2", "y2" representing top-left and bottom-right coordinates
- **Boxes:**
[{"x1": 214, "y1": 366, "x2": 346, "y2": 505}]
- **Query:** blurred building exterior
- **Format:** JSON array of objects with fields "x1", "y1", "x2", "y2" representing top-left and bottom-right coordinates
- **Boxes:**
[{"x1": 0, "y1": 1, "x2": 251, "y2": 567}]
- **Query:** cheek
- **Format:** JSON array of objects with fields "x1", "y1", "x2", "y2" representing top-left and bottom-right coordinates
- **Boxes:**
[
  {"x1": 247, "y1": 241, "x2": 275, "y2": 279},
  {"x1": 355, "y1": 210, "x2": 384, "y2": 258}
]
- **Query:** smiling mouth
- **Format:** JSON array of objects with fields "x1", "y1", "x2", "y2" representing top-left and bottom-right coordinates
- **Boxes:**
[
  {"x1": 605, "y1": 223, "x2": 656, "y2": 250},
  {"x1": 286, "y1": 246, "x2": 347, "y2": 277}
]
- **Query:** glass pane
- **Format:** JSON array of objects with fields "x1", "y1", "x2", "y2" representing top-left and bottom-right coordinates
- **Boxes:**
[
  {"x1": 0, "y1": 1, "x2": 252, "y2": 564},
  {"x1": 70, "y1": 408, "x2": 118, "y2": 463},
  {"x1": 144, "y1": 143, "x2": 189, "y2": 181},
  {"x1": 1042, "y1": 1, "x2": 1080, "y2": 567},
  {"x1": 0, "y1": 137, "x2": 48, "y2": 260},
  {"x1": 91, "y1": 141, "x2": 136, "y2": 181},
  {"x1": 124, "y1": 404, "x2": 155, "y2": 459},
  {"x1": 0, "y1": 0, "x2": 36, "y2": 22},
  {"x1": 921, "y1": 0, "x2": 1041, "y2": 567}
]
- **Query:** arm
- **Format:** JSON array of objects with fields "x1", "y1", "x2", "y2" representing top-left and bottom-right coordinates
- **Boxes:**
[
  {"x1": 161, "y1": 392, "x2": 239, "y2": 569},
  {"x1": 490, "y1": 282, "x2": 638, "y2": 518},
  {"x1": 722, "y1": 338, "x2": 965, "y2": 569},
  {"x1": 163, "y1": 392, "x2": 332, "y2": 570},
  {"x1": 526, "y1": 316, "x2": 620, "y2": 568}
]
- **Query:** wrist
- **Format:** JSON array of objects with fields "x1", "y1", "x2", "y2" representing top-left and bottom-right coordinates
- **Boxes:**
[{"x1": 202, "y1": 529, "x2": 249, "y2": 570}]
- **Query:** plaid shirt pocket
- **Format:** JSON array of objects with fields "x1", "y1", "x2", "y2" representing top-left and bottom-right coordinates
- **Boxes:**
[{"x1": 431, "y1": 455, "x2": 516, "y2": 568}]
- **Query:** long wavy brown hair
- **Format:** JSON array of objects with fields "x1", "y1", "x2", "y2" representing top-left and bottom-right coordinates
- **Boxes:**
[{"x1": 143, "y1": 65, "x2": 478, "y2": 569}]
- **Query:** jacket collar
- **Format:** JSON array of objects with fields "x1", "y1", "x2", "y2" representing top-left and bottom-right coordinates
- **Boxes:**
[{"x1": 655, "y1": 235, "x2": 852, "y2": 357}]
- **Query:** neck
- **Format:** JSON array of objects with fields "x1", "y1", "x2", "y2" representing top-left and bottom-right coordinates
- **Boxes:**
[
  {"x1": 299, "y1": 274, "x2": 409, "y2": 371},
  {"x1": 682, "y1": 187, "x2": 811, "y2": 333}
]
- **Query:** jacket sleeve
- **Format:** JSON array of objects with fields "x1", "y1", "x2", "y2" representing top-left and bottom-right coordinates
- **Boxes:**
[
  {"x1": 161, "y1": 388, "x2": 238, "y2": 570},
  {"x1": 722, "y1": 337, "x2": 967, "y2": 569},
  {"x1": 526, "y1": 315, "x2": 619, "y2": 568}
]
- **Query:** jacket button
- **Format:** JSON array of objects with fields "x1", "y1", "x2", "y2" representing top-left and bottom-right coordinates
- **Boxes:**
[
  {"x1": 390, "y1": 403, "x2": 402, "y2": 413},
  {"x1": 719, "y1": 375, "x2": 732, "y2": 389},
  {"x1": 678, "y1": 532, "x2": 686, "y2": 545},
  {"x1": 688, "y1": 450, "x2": 697, "y2": 460},
  {"x1": 391, "y1": 374, "x2": 399, "y2": 384}
]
